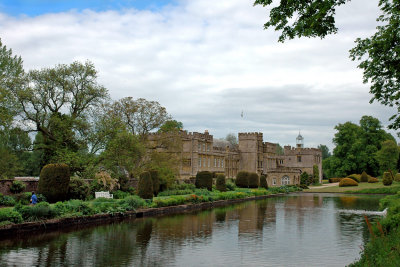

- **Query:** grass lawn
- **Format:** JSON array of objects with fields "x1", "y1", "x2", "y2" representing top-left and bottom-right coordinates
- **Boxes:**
[{"x1": 304, "y1": 181, "x2": 400, "y2": 193}]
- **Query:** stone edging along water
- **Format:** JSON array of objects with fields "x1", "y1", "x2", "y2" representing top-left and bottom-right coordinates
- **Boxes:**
[{"x1": 0, "y1": 193, "x2": 287, "y2": 239}]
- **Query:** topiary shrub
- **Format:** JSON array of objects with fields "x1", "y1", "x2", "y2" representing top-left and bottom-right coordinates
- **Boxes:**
[
  {"x1": 360, "y1": 171, "x2": 369, "y2": 183},
  {"x1": 149, "y1": 170, "x2": 160, "y2": 196},
  {"x1": 38, "y1": 163, "x2": 71, "y2": 203},
  {"x1": 10, "y1": 180, "x2": 26, "y2": 194},
  {"x1": 382, "y1": 172, "x2": 393, "y2": 186},
  {"x1": 235, "y1": 171, "x2": 249, "y2": 188},
  {"x1": 368, "y1": 177, "x2": 379, "y2": 183},
  {"x1": 195, "y1": 171, "x2": 213, "y2": 191},
  {"x1": 347, "y1": 174, "x2": 361, "y2": 183},
  {"x1": 260, "y1": 175, "x2": 268, "y2": 189},
  {"x1": 216, "y1": 174, "x2": 226, "y2": 192},
  {"x1": 395, "y1": 173, "x2": 400, "y2": 182},
  {"x1": 329, "y1": 178, "x2": 342, "y2": 183},
  {"x1": 248, "y1": 172, "x2": 259, "y2": 188},
  {"x1": 68, "y1": 176, "x2": 90, "y2": 200},
  {"x1": 339, "y1": 178, "x2": 358, "y2": 187},
  {"x1": 137, "y1": 171, "x2": 154, "y2": 199}
]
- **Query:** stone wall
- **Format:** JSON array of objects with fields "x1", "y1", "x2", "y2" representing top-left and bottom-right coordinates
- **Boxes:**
[{"x1": 0, "y1": 179, "x2": 39, "y2": 195}]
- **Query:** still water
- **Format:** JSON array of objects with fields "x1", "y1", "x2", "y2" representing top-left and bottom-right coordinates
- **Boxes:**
[{"x1": 0, "y1": 193, "x2": 384, "y2": 267}]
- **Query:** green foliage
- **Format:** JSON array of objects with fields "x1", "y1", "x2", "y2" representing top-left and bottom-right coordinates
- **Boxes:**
[
  {"x1": 300, "y1": 172, "x2": 311, "y2": 186},
  {"x1": 339, "y1": 178, "x2": 358, "y2": 187},
  {"x1": 313, "y1": 165, "x2": 320, "y2": 184},
  {"x1": 118, "y1": 195, "x2": 146, "y2": 211},
  {"x1": 248, "y1": 172, "x2": 259, "y2": 188},
  {"x1": 10, "y1": 180, "x2": 26, "y2": 194},
  {"x1": 137, "y1": 171, "x2": 153, "y2": 199},
  {"x1": 376, "y1": 140, "x2": 399, "y2": 174},
  {"x1": 226, "y1": 181, "x2": 236, "y2": 191},
  {"x1": 157, "y1": 189, "x2": 194, "y2": 197},
  {"x1": 0, "y1": 208, "x2": 23, "y2": 224},
  {"x1": 112, "y1": 190, "x2": 131, "y2": 199},
  {"x1": 368, "y1": 177, "x2": 379, "y2": 183},
  {"x1": 235, "y1": 171, "x2": 249, "y2": 188},
  {"x1": 360, "y1": 171, "x2": 369, "y2": 183},
  {"x1": 347, "y1": 174, "x2": 361, "y2": 183},
  {"x1": 382, "y1": 171, "x2": 393, "y2": 186},
  {"x1": 170, "y1": 183, "x2": 196, "y2": 191},
  {"x1": 158, "y1": 120, "x2": 183, "y2": 133},
  {"x1": 67, "y1": 176, "x2": 90, "y2": 200},
  {"x1": 195, "y1": 171, "x2": 213, "y2": 191},
  {"x1": 0, "y1": 193, "x2": 16, "y2": 206},
  {"x1": 149, "y1": 170, "x2": 160, "y2": 196},
  {"x1": 395, "y1": 173, "x2": 400, "y2": 182},
  {"x1": 38, "y1": 163, "x2": 71, "y2": 203},
  {"x1": 216, "y1": 174, "x2": 226, "y2": 192},
  {"x1": 328, "y1": 178, "x2": 342, "y2": 183},
  {"x1": 15, "y1": 202, "x2": 58, "y2": 221},
  {"x1": 318, "y1": 144, "x2": 331, "y2": 159},
  {"x1": 259, "y1": 175, "x2": 268, "y2": 189}
]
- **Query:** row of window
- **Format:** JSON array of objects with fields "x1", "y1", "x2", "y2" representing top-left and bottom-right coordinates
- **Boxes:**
[
  {"x1": 198, "y1": 157, "x2": 224, "y2": 168},
  {"x1": 272, "y1": 176, "x2": 290, "y2": 186},
  {"x1": 198, "y1": 142, "x2": 211, "y2": 152}
]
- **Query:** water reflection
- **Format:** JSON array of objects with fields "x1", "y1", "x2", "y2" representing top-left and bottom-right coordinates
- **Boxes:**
[{"x1": 0, "y1": 193, "x2": 383, "y2": 267}]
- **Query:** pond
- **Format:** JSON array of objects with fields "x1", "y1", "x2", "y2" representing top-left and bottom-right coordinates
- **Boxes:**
[{"x1": 0, "y1": 193, "x2": 384, "y2": 266}]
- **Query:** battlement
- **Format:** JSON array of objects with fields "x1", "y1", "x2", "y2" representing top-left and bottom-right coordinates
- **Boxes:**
[
  {"x1": 238, "y1": 132, "x2": 263, "y2": 141},
  {"x1": 283, "y1": 145, "x2": 322, "y2": 155}
]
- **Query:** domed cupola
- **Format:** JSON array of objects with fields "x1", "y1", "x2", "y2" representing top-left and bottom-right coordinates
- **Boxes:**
[{"x1": 296, "y1": 132, "x2": 304, "y2": 148}]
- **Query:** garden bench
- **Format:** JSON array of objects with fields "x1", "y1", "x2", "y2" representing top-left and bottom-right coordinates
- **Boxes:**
[{"x1": 95, "y1": 191, "x2": 113, "y2": 199}]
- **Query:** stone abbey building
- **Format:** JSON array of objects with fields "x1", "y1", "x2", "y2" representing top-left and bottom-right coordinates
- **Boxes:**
[{"x1": 148, "y1": 130, "x2": 322, "y2": 186}]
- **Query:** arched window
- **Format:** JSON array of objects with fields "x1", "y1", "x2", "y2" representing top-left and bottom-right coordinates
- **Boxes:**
[{"x1": 281, "y1": 176, "x2": 290, "y2": 185}]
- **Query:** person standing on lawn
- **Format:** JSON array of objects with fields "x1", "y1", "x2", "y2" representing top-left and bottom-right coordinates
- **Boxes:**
[{"x1": 30, "y1": 191, "x2": 38, "y2": 205}]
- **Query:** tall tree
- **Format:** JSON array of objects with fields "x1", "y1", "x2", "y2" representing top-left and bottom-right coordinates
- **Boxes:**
[
  {"x1": 225, "y1": 133, "x2": 238, "y2": 147},
  {"x1": 254, "y1": 0, "x2": 400, "y2": 129},
  {"x1": 376, "y1": 140, "x2": 399, "y2": 174},
  {"x1": 318, "y1": 144, "x2": 331, "y2": 160}
]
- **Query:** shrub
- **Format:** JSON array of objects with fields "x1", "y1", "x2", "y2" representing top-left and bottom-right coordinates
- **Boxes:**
[
  {"x1": 226, "y1": 181, "x2": 236, "y2": 191},
  {"x1": 38, "y1": 163, "x2": 71, "y2": 203},
  {"x1": 137, "y1": 171, "x2": 153, "y2": 199},
  {"x1": 339, "y1": 178, "x2": 358, "y2": 187},
  {"x1": 313, "y1": 165, "x2": 320, "y2": 184},
  {"x1": 248, "y1": 173, "x2": 259, "y2": 188},
  {"x1": 368, "y1": 177, "x2": 379, "y2": 183},
  {"x1": 0, "y1": 208, "x2": 23, "y2": 224},
  {"x1": 347, "y1": 174, "x2": 361, "y2": 183},
  {"x1": 68, "y1": 176, "x2": 90, "y2": 200},
  {"x1": 360, "y1": 171, "x2": 369, "y2": 183},
  {"x1": 329, "y1": 178, "x2": 342, "y2": 183},
  {"x1": 170, "y1": 183, "x2": 196, "y2": 191},
  {"x1": 119, "y1": 195, "x2": 146, "y2": 211},
  {"x1": 259, "y1": 175, "x2": 268, "y2": 189},
  {"x1": 113, "y1": 190, "x2": 131, "y2": 199},
  {"x1": 15, "y1": 202, "x2": 58, "y2": 221},
  {"x1": 382, "y1": 172, "x2": 393, "y2": 186},
  {"x1": 216, "y1": 174, "x2": 226, "y2": 192},
  {"x1": 94, "y1": 171, "x2": 119, "y2": 191},
  {"x1": 10, "y1": 180, "x2": 26, "y2": 194},
  {"x1": 300, "y1": 172, "x2": 310, "y2": 186},
  {"x1": 235, "y1": 171, "x2": 249, "y2": 188},
  {"x1": 149, "y1": 170, "x2": 160, "y2": 196},
  {"x1": 195, "y1": 171, "x2": 213, "y2": 191},
  {"x1": 0, "y1": 193, "x2": 16, "y2": 206},
  {"x1": 395, "y1": 173, "x2": 400, "y2": 182}
]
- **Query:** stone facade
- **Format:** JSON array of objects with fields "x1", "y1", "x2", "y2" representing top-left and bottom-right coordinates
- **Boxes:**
[{"x1": 148, "y1": 130, "x2": 322, "y2": 186}]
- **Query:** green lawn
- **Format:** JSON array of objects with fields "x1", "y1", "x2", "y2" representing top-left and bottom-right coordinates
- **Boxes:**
[{"x1": 305, "y1": 181, "x2": 400, "y2": 194}]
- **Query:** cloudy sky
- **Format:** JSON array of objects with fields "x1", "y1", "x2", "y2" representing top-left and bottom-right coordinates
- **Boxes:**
[{"x1": 0, "y1": 0, "x2": 397, "y2": 150}]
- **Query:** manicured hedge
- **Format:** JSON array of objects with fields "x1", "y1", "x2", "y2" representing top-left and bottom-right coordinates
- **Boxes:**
[
  {"x1": 368, "y1": 177, "x2": 379, "y2": 183},
  {"x1": 195, "y1": 171, "x2": 213, "y2": 191},
  {"x1": 216, "y1": 174, "x2": 227, "y2": 192},
  {"x1": 382, "y1": 172, "x2": 393, "y2": 186},
  {"x1": 329, "y1": 178, "x2": 342, "y2": 183},
  {"x1": 260, "y1": 175, "x2": 268, "y2": 189},
  {"x1": 235, "y1": 171, "x2": 249, "y2": 188},
  {"x1": 248, "y1": 173, "x2": 259, "y2": 188},
  {"x1": 38, "y1": 163, "x2": 71, "y2": 203},
  {"x1": 137, "y1": 171, "x2": 154, "y2": 199},
  {"x1": 395, "y1": 173, "x2": 400, "y2": 182},
  {"x1": 347, "y1": 174, "x2": 361, "y2": 183},
  {"x1": 360, "y1": 171, "x2": 369, "y2": 183},
  {"x1": 149, "y1": 170, "x2": 160, "y2": 196},
  {"x1": 339, "y1": 178, "x2": 358, "y2": 187}
]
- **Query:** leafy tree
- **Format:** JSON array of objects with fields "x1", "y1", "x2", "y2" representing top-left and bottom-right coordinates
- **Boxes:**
[
  {"x1": 318, "y1": 144, "x2": 331, "y2": 160},
  {"x1": 254, "y1": 0, "x2": 400, "y2": 129},
  {"x1": 376, "y1": 140, "x2": 399, "y2": 174},
  {"x1": 158, "y1": 120, "x2": 183, "y2": 133},
  {"x1": 275, "y1": 143, "x2": 284, "y2": 155},
  {"x1": 225, "y1": 133, "x2": 238, "y2": 147},
  {"x1": 300, "y1": 172, "x2": 310, "y2": 186},
  {"x1": 313, "y1": 165, "x2": 320, "y2": 184},
  {"x1": 9, "y1": 61, "x2": 109, "y2": 171}
]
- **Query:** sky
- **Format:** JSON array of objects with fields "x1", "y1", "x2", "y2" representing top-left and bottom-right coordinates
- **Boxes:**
[{"x1": 0, "y1": 0, "x2": 397, "y2": 150}]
